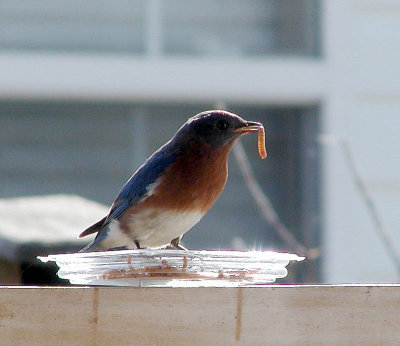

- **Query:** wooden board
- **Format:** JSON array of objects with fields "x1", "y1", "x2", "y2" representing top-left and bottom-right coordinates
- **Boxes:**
[{"x1": 1, "y1": 285, "x2": 400, "y2": 345}]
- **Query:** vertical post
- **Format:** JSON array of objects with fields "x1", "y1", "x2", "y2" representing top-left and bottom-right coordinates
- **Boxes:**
[
  {"x1": 146, "y1": 0, "x2": 163, "y2": 57},
  {"x1": 298, "y1": 106, "x2": 321, "y2": 282},
  {"x1": 129, "y1": 107, "x2": 148, "y2": 171}
]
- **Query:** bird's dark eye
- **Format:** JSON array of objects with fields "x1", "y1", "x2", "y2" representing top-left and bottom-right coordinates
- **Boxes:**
[{"x1": 216, "y1": 120, "x2": 229, "y2": 130}]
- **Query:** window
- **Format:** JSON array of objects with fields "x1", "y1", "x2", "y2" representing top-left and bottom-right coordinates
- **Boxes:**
[
  {"x1": 0, "y1": 0, "x2": 320, "y2": 56},
  {"x1": 0, "y1": 1, "x2": 146, "y2": 52}
]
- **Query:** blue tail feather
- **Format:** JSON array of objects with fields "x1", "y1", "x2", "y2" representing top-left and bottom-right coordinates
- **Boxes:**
[{"x1": 79, "y1": 230, "x2": 109, "y2": 253}]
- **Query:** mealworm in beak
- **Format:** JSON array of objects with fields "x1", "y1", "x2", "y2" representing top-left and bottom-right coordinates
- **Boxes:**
[{"x1": 257, "y1": 126, "x2": 267, "y2": 159}]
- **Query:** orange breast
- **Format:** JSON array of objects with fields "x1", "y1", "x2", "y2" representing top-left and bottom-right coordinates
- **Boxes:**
[{"x1": 127, "y1": 142, "x2": 232, "y2": 217}]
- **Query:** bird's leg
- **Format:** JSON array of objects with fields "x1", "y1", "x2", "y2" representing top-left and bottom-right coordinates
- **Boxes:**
[
  {"x1": 170, "y1": 237, "x2": 187, "y2": 250},
  {"x1": 134, "y1": 240, "x2": 141, "y2": 249}
]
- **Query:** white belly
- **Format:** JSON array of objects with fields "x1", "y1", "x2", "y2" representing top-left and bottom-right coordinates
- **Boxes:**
[
  {"x1": 129, "y1": 208, "x2": 204, "y2": 248},
  {"x1": 102, "y1": 209, "x2": 204, "y2": 249}
]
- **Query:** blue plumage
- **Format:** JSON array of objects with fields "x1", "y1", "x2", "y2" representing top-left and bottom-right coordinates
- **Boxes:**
[
  {"x1": 79, "y1": 141, "x2": 178, "y2": 252},
  {"x1": 105, "y1": 143, "x2": 178, "y2": 223}
]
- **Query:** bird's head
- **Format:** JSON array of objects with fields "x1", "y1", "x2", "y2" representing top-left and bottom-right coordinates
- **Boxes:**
[{"x1": 177, "y1": 110, "x2": 262, "y2": 148}]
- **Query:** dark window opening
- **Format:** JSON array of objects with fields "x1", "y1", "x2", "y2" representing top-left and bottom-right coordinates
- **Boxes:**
[{"x1": 0, "y1": 101, "x2": 321, "y2": 283}]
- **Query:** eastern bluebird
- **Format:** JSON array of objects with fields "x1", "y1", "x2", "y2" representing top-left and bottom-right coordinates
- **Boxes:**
[{"x1": 78, "y1": 110, "x2": 264, "y2": 252}]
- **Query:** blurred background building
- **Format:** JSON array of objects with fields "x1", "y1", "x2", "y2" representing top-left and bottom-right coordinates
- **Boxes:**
[{"x1": 0, "y1": 0, "x2": 399, "y2": 284}]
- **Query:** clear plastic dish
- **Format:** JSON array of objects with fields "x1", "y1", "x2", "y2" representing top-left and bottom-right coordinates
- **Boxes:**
[{"x1": 38, "y1": 249, "x2": 304, "y2": 287}]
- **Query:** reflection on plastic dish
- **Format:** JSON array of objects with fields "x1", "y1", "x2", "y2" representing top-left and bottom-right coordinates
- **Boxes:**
[{"x1": 38, "y1": 249, "x2": 304, "y2": 287}]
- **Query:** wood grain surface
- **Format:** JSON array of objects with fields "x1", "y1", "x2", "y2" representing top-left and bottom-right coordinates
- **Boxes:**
[{"x1": 0, "y1": 285, "x2": 399, "y2": 345}]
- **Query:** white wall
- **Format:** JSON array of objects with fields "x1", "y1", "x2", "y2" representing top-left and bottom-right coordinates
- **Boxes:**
[
  {"x1": 322, "y1": 0, "x2": 400, "y2": 282},
  {"x1": 0, "y1": 53, "x2": 324, "y2": 105}
]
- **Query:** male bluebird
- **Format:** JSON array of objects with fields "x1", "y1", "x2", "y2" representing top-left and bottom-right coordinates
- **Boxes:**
[{"x1": 78, "y1": 110, "x2": 264, "y2": 252}]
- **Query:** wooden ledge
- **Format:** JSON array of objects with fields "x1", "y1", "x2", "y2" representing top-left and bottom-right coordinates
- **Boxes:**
[{"x1": 1, "y1": 285, "x2": 399, "y2": 345}]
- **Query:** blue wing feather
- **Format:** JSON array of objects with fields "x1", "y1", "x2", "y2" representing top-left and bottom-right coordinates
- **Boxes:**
[
  {"x1": 104, "y1": 141, "x2": 178, "y2": 225},
  {"x1": 79, "y1": 139, "x2": 180, "y2": 252}
]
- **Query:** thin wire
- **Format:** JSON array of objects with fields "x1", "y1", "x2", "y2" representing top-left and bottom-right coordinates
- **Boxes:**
[
  {"x1": 215, "y1": 101, "x2": 315, "y2": 259},
  {"x1": 340, "y1": 140, "x2": 400, "y2": 278},
  {"x1": 233, "y1": 141, "x2": 316, "y2": 258}
]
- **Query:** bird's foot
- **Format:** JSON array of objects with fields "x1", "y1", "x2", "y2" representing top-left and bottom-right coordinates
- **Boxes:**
[{"x1": 170, "y1": 237, "x2": 188, "y2": 250}]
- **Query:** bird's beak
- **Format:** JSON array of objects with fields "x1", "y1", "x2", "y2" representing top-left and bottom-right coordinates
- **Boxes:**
[{"x1": 234, "y1": 121, "x2": 262, "y2": 134}]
